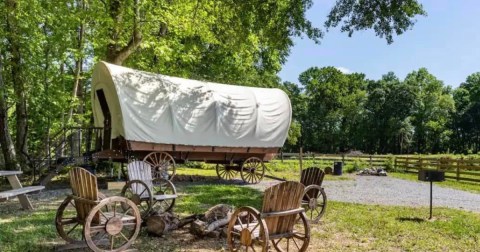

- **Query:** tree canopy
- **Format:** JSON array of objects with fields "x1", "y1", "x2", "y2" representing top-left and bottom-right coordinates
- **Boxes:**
[{"x1": 0, "y1": 0, "x2": 430, "y2": 171}]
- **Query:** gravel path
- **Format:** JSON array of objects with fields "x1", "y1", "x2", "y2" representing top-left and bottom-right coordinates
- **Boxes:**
[
  {"x1": 245, "y1": 175, "x2": 480, "y2": 213},
  {"x1": 323, "y1": 176, "x2": 480, "y2": 213}
]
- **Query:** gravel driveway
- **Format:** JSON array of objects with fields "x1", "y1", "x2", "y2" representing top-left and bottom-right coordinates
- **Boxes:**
[
  {"x1": 323, "y1": 176, "x2": 480, "y2": 213},
  {"x1": 246, "y1": 175, "x2": 480, "y2": 213}
]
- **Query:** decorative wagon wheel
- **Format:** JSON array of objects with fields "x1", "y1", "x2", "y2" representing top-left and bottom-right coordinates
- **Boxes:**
[
  {"x1": 143, "y1": 152, "x2": 176, "y2": 180},
  {"x1": 84, "y1": 196, "x2": 141, "y2": 252},
  {"x1": 227, "y1": 206, "x2": 269, "y2": 252},
  {"x1": 216, "y1": 164, "x2": 238, "y2": 180},
  {"x1": 121, "y1": 180, "x2": 153, "y2": 220},
  {"x1": 149, "y1": 178, "x2": 177, "y2": 214},
  {"x1": 55, "y1": 195, "x2": 83, "y2": 243},
  {"x1": 240, "y1": 157, "x2": 265, "y2": 184},
  {"x1": 301, "y1": 185, "x2": 327, "y2": 223},
  {"x1": 271, "y1": 212, "x2": 310, "y2": 252}
]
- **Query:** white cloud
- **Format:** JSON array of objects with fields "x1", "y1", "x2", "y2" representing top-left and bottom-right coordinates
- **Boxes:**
[{"x1": 335, "y1": 66, "x2": 352, "y2": 74}]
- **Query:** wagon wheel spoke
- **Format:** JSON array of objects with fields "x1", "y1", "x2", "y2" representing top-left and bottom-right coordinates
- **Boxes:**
[{"x1": 66, "y1": 223, "x2": 80, "y2": 235}]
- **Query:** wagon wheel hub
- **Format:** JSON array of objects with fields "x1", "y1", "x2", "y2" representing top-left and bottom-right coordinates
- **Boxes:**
[
  {"x1": 240, "y1": 228, "x2": 253, "y2": 246},
  {"x1": 131, "y1": 194, "x2": 142, "y2": 205},
  {"x1": 308, "y1": 198, "x2": 318, "y2": 209},
  {"x1": 105, "y1": 217, "x2": 123, "y2": 236}
]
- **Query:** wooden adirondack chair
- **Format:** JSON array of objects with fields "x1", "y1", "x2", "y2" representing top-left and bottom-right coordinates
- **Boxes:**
[
  {"x1": 121, "y1": 160, "x2": 177, "y2": 219},
  {"x1": 300, "y1": 167, "x2": 327, "y2": 223},
  {"x1": 55, "y1": 167, "x2": 141, "y2": 252},
  {"x1": 227, "y1": 181, "x2": 310, "y2": 252}
]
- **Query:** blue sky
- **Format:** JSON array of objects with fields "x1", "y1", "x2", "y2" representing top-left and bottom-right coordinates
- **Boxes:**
[{"x1": 278, "y1": 0, "x2": 480, "y2": 88}]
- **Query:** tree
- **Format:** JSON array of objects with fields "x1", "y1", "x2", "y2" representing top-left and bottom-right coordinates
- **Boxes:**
[
  {"x1": 404, "y1": 68, "x2": 454, "y2": 153},
  {"x1": 325, "y1": 0, "x2": 426, "y2": 44},
  {"x1": 298, "y1": 67, "x2": 366, "y2": 153}
]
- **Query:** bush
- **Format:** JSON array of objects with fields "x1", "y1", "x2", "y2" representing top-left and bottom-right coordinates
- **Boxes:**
[{"x1": 183, "y1": 161, "x2": 211, "y2": 169}]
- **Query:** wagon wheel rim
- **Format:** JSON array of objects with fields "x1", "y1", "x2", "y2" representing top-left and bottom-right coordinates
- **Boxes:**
[
  {"x1": 121, "y1": 181, "x2": 153, "y2": 220},
  {"x1": 301, "y1": 186, "x2": 327, "y2": 223},
  {"x1": 241, "y1": 157, "x2": 265, "y2": 184},
  {"x1": 84, "y1": 197, "x2": 141, "y2": 252},
  {"x1": 149, "y1": 178, "x2": 176, "y2": 214},
  {"x1": 272, "y1": 212, "x2": 310, "y2": 252},
  {"x1": 216, "y1": 164, "x2": 238, "y2": 180},
  {"x1": 55, "y1": 195, "x2": 84, "y2": 243},
  {"x1": 143, "y1": 152, "x2": 176, "y2": 180},
  {"x1": 227, "y1": 207, "x2": 269, "y2": 252}
]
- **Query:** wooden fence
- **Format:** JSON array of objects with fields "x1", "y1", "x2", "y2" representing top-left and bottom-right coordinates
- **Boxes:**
[
  {"x1": 395, "y1": 157, "x2": 480, "y2": 182},
  {"x1": 277, "y1": 153, "x2": 480, "y2": 183}
]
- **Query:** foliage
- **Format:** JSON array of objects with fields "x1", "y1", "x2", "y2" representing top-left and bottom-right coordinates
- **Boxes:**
[
  {"x1": 325, "y1": 0, "x2": 427, "y2": 44},
  {"x1": 0, "y1": 0, "x2": 429, "y2": 170}
]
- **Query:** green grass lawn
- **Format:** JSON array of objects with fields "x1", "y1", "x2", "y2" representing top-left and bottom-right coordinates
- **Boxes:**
[{"x1": 1, "y1": 181, "x2": 479, "y2": 251}]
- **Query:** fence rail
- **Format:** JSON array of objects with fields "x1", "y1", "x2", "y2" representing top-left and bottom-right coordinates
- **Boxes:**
[{"x1": 277, "y1": 153, "x2": 480, "y2": 183}]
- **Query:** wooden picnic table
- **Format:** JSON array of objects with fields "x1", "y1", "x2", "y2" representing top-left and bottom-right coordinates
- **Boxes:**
[{"x1": 0, "y1": 170, "x2": 44, "y2": 210}]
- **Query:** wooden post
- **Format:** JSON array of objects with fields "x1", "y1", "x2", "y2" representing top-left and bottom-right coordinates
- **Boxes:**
[
  {"x1": 6, "y1": 175, "x2": 33, "y2": 210},
  {"x1": 280, "y1": 151, "x2": 284, "y2": 163},
  {"x1": 405, "y1": 157, "x2": 409, "y2": 172},
  {"x1": 394, "y1": 157, "x2": 397, "y2": 172},
  {"x1": 457, "y1": 157, "x2": 462, "y2": 181},
  {"x1": 369, "y1": 155, "x2": 373, "y2": 169},
  {"x1": 299, "y1": 147, "x2": 303, "y2": 176},
  {"x1": 418, "y1": 157, "x2": 424, "y2": 174}
]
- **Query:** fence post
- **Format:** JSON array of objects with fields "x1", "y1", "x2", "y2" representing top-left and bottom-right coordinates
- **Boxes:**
[
  {"x1": 280, "y1": 151, "x2": 284, "y2": 163},
  {"x1": 405, "y1": 157, "x2": 409, "y2": 172},
  {"x1": 299, "y1": 147, "x2": 303, "y2": 175},
  {"x1": 418, "y1": 157, "x2": 424, "y2": 172},
  {"x1": 369, "y1": 155, "x2": 373, "y2": 169},
  {"x1": 394, "y1": 157, "x2": 397, "y2": 172},
  {"x1": 457, "y1": 157, "x2": 462, "y2": 181}
]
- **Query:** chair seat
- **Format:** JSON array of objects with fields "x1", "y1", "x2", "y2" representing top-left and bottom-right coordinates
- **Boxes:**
[
  {"x1": 139, "y1": 194, "x2": 177, "y2": 201},
  {"x1": 99, "y1": 212, "x2": 137, "y2": 224},
  {"x1": 233, "y1": 223, "x2": 261, "y2": 238}
]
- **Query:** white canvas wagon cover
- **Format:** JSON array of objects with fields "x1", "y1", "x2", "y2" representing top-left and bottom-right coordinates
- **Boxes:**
[{"x1": 91, "y1": 62, "x2": 292, "y2": 148}]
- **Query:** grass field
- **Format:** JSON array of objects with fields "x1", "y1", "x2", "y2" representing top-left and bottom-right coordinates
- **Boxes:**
[
  {"x1": 1, "y1": 178, "x2": 479, "y2": 251},
  {"x1": 1, "y1": 160, "x2": 479, "y2": 251}
]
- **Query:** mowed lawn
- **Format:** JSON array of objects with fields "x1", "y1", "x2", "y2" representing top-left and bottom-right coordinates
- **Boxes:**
[{"x1": 1, "y1": 175, "x2": 479, "y2": 251}]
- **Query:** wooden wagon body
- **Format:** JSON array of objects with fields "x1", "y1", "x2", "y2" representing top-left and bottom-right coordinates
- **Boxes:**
[{"x1": 90, "y1": 62, "x2": 291, "y2": 183}]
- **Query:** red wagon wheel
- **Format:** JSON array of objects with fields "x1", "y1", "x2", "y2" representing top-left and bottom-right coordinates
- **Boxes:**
[
  {"x1": 143, "y1": 152, "x2": 176, "y2": 180},
  {"x1": 240, "y1": 157, "x2": 265, "y2": 184},
  {"x1": 216, "y1": 164, "x2": 238, "y2": 180}
]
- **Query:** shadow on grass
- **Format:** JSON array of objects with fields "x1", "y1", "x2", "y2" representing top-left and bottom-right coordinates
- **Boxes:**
[
  {"x1": 0, "y1": 209, "x2": 58, "y2": 251},
  {"x1": 176, "y1": 184, "x2": 263, "y2": 214},
  {"x1": 396, "y1": 216, "x2": 426, "y2": 223}
]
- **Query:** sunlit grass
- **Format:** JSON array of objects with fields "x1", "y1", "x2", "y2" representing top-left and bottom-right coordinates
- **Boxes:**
[{"x1": 1, "y1": 182, "x2": 479, "y2": 251}]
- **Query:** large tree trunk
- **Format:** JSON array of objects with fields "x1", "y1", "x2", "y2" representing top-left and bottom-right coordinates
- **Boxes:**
[
  {"x1": 5, "y1": 0, "x2": 28, "y2": 170},
  {"x1": 0, "y1": 54, "x2": 20, "y2": 170},
  {"x1": 106, "y1": 0, "x2": 142, "y2": 65}
]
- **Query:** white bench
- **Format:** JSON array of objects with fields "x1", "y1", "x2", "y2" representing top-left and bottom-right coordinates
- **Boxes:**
[
  {"x1": 0, "y1": 170, "x2": 44, "y2": 210},
  {"x1": 0, "y1": 186, "x2": 45, "y2": 201}
]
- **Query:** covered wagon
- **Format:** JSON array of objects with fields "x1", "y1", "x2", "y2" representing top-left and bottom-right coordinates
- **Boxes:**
[{"x1": 90, "y1": 62, "x2": 291, "y2": 183}]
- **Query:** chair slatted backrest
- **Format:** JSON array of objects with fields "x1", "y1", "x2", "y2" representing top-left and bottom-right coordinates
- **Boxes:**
[
  {"x1": 261, "y1": 181, "x2": 305, "y2": 235},
  {"x1": 127, "y1": 161, "x2": 154, "y2": 197},
  {"x1": 69, "y1": 167, "x2": 99, "y2": 223},
  {"x1": 300, "y1": 167, "x2": 325, "y2": 201},
  {"x1": 300, "y1": 167, "x2": 325, "y2": 187}
]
